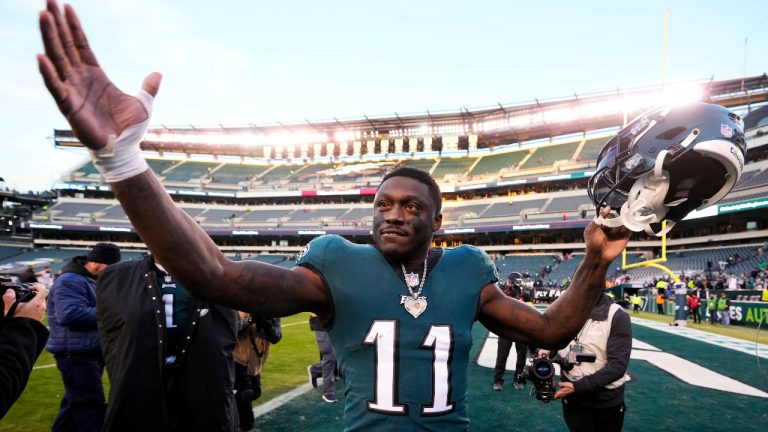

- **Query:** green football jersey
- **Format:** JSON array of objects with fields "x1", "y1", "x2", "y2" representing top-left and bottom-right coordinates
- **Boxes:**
[{"x1": 296, "y1": 235, "x2": 498, "y2": 431}]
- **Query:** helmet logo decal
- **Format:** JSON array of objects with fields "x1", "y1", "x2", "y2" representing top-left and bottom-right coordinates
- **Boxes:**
[
  {"x1": 297, "y1": 243, "x2": 310, "y2": 261},
  {"x1": 623, "y1": 154, "x2": 644, "y2": 170},
  {"x1": 630, "y1": 117, "x2": 650, "y2": 136},
  {"x1": 720, "y1": 124, "x2": 733, "y2": 138},
  {"x1": 729, "y1": 146, "x2": 744, "y2": 171}
]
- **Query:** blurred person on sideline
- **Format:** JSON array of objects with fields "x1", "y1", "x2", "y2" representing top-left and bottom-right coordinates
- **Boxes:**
[
  {"x1": 492, "y1": 272, "x2": 530, "y2": 391},
  {"x1": 97, "y1": 254, "x2": 237, "y2": 431},
  {"x1": 35, "y1": 3, "x2": 631, "y2": 429},
  {"x1": 36, "y1": 266, "x2": 54, "y2": 289},
  {"x1": 687, "y1": 291, "x2": 701, "y2": 324},
  {"x1": 0, "y1": 279, "x2": 49, "y2": 419},
  {"x1": 46, "y1": 243, "x2": 121, "y2": 432},
  {"x1": 655, "y1": 291, "x2": 665, "y2": 315},
  {"x1": 707, "y1": 293, "x2": 718, "y2": 324},
  {"x1": 307, "y1": 313, "x2": 338, "y2": 403},
  {"x1": 717, "y1": 293, "x2": 731, "y2": 326},
  {"x1": 234, "y1": 313, "x2": 281, "y2": 431}
]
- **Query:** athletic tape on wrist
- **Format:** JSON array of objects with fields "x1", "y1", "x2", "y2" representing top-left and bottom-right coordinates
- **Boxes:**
[{"x1": 89, "y1": 90, "x2": 153, "y2": 183}]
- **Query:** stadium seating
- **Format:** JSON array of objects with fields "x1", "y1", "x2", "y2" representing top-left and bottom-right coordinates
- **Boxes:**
[
  {"x1": 209, "y1": 164, "x2": 266, "y2": 185},
  {"x1": 469, "y1": 150, "x2": 528, "y2": 177},
  {"x1": 481, "y1": 199, "x2": 549, "y2": 218},
  {"x1": 147, "y1": 159, "x2": 176, "y2": 176},
  {"x1": 576, "y1": 136, "x2": 608, "y2": 162},
  {"x1": 519, "y1": 141, "x2": 579, "y2": 169},
  {"x1": 399, "y1": 159, "x2": 437, "y2": 173},
  {"x1": 48, "y1": 202, "x2": 111, "y2": 218},
  {"x1": 431, "y1": 157, "x2": 478, "y2": 180},
  {"x1": 259, "y1": 165, "x2": 298, "y2": 184},
  {"x1": 162, "y1": 161, "x2": 215, "y2": 183}
]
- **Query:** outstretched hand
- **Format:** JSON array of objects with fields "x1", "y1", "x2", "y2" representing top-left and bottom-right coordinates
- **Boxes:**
[
  {"x1": 37, "y1": 0, "x2": 161, "y2": 150},
  {"x1": 584, "y1": 207, "x2": 631, "y2": 264}
]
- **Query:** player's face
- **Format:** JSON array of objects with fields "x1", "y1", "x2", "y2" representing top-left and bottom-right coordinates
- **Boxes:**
[{"x1": 372, "y1": 176, "x2": 442, "y2": 261}]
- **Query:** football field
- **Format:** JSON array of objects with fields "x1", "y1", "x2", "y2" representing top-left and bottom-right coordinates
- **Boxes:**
[{"x1": 253, "y1": 317, "x2": 768, "y2": 431}]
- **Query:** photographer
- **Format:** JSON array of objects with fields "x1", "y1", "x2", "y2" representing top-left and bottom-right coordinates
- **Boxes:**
[
  {"x1": 554, "y1": 293, "x2": 632, "y2": 432},
  {"x1": 0, "y1": 279, "x2": 49, "y2": 419},
  {"x1": 234, "y1": 313, "x2": 281, "y2": 432}
]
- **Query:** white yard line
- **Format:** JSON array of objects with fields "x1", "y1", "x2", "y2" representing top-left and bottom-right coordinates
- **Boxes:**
[{"x1": 630, "y1": 316, "x2": 768, "y2": 359}]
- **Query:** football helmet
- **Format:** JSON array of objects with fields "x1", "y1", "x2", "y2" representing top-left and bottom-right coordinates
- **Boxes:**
[
  {"x1": 588, "y1": 102, "x2": 746, "y2": 236},
  {"x1": 507, "y1": 272, "x2": 523, "y2": 289}
]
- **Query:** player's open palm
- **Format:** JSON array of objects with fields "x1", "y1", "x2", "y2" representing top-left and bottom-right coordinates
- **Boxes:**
[{"x1": 37, "y1": 0, "x2": 160, "y2": 150}]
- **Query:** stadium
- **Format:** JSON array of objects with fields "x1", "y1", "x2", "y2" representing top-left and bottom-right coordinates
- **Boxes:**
[{"x1": 2, "y1": 73, "x2": 768, "y2": 431}]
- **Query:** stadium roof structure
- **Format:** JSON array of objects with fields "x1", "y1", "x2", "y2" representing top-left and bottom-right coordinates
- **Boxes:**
[{"x1": 54, "y1": 74, "x2": 768, "y2": 158}]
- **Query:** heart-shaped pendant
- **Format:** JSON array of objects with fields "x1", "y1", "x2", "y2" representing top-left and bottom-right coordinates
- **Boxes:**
[{"x1": 401, "y1": 295, "x2": 428, "y2": 318}]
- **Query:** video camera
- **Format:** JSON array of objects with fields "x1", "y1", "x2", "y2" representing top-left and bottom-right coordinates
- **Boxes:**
[
  {"x1": 0, "y1": 277, "x2": 37, "y2": 303},
  {"x1": 523, "y1": 348, "x2": 596, "y2": 402}
]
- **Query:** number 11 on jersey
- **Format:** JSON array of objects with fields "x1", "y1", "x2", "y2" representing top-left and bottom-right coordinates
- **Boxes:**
[{"x1": 363, "y1": 320, "x2": 455, "y2": 416}]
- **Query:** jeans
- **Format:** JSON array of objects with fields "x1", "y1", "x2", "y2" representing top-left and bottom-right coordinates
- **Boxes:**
[{"x1": 51, "y1": 352, "x2": 106, "y2": 432}]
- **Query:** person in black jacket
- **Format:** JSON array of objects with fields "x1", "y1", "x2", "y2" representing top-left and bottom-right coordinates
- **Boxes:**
[
  {"x1": 554, "y1": 294, "x2": 632, "y2": 432},
  {"x1": 96, "y1": 254, "x2": 237, "y2": 432},
  {"x1": 0, "y1": 278, "x2": 49, "y2": 419}
]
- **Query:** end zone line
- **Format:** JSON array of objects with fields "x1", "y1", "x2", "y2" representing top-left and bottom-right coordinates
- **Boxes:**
[{"x1": 252, "y1": 383, "x2": 314, "y2": 418}]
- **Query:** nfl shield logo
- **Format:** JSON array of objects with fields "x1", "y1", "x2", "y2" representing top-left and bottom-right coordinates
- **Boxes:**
[
  {"x1": 720, "y1": 123, "x2": 733, "y2": 138},
  {"x1": 404, "y1": 272, "x2": 420, "y2": 288}
]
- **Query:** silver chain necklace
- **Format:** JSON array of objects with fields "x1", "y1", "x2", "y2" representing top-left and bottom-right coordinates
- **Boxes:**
[{"x1": 399, "y1": 258, "x2": 428, "y2": 318}]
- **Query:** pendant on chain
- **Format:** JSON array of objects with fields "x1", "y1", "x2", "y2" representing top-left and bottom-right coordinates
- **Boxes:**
[
  {"x1": 400, "y1": 259, "x2": 429, "y2": 318},
  {"x1": 400, "y1": 295, "x2": 428, "y2": 318}
]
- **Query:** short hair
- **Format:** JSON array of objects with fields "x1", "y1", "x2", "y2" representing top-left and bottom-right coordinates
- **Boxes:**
[{"x1": 379, "y1": 167, "x2": 442, "y2": 216}]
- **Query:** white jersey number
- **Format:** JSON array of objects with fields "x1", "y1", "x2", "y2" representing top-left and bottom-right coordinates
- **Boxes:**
[
  {"x1": 162, "y1": 293, "x2": 176, "y2": 328},
  {"x1": 363, "y1": 320, "x2": 455, "y2": 416}
]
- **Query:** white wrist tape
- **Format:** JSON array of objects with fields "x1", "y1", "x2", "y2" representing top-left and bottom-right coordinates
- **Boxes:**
[{"x1": 89, "y1": 90, "x2": 153, "y2": 183}]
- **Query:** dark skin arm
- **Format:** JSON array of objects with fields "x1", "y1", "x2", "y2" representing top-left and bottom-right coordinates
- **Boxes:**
[
  {"x1": 479, "y1": 216, "x2": 630, "y2": 349},
  {"x1": 37, "y1": 0, "x2": 332, "y2": 321}
]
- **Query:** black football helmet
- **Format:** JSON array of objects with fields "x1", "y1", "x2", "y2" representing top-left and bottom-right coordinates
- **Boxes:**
[
  {"x1": 588, "y1": 102, "x2": 746, "y2": 236},
  {"x1": 507, "y1": 272, "x2": 523, "y2": 289}
]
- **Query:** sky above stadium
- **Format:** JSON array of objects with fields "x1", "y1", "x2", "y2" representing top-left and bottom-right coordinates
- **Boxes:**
[{"x1": 1, "y1": 0, "x2": 767, "y2": 192}]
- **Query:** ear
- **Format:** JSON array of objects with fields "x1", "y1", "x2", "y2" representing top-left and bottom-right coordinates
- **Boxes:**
[{"x1": 432, "y1": 212, "x2": 442, "y2": 232}]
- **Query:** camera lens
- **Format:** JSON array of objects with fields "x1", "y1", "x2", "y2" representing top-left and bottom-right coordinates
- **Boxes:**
[{"x1": 532, "y1": 358, "x2": 554, "y2": 379}]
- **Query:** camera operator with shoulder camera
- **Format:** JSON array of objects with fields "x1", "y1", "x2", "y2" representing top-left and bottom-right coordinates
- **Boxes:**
[
  {"x1": 0, "y1": 277, "x2": 49, "y2": 419},
  {"x1": 554, "y1": 293, "x2": 632, "y2": 432}
]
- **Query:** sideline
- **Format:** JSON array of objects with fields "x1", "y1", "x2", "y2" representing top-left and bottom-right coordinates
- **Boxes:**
[
  {"x1": 253, "y1": 383, "x2": 314, "y2": 418},
  {"x1": 630, "y1": 316, "x2": 768, "y2": 359}
]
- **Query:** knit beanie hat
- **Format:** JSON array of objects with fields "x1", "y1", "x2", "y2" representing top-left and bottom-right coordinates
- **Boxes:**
[{"x1": 87, "y1": 243, "x2": 122, "y2": 265}]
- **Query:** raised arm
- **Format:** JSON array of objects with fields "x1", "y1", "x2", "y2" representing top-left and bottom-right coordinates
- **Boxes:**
[
  {"x1": 37, "y1": 0, "x2": 331, "y2": 319},
  {"x1": 479, "y1": 213, "x2": 630, "y2": 348}
]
